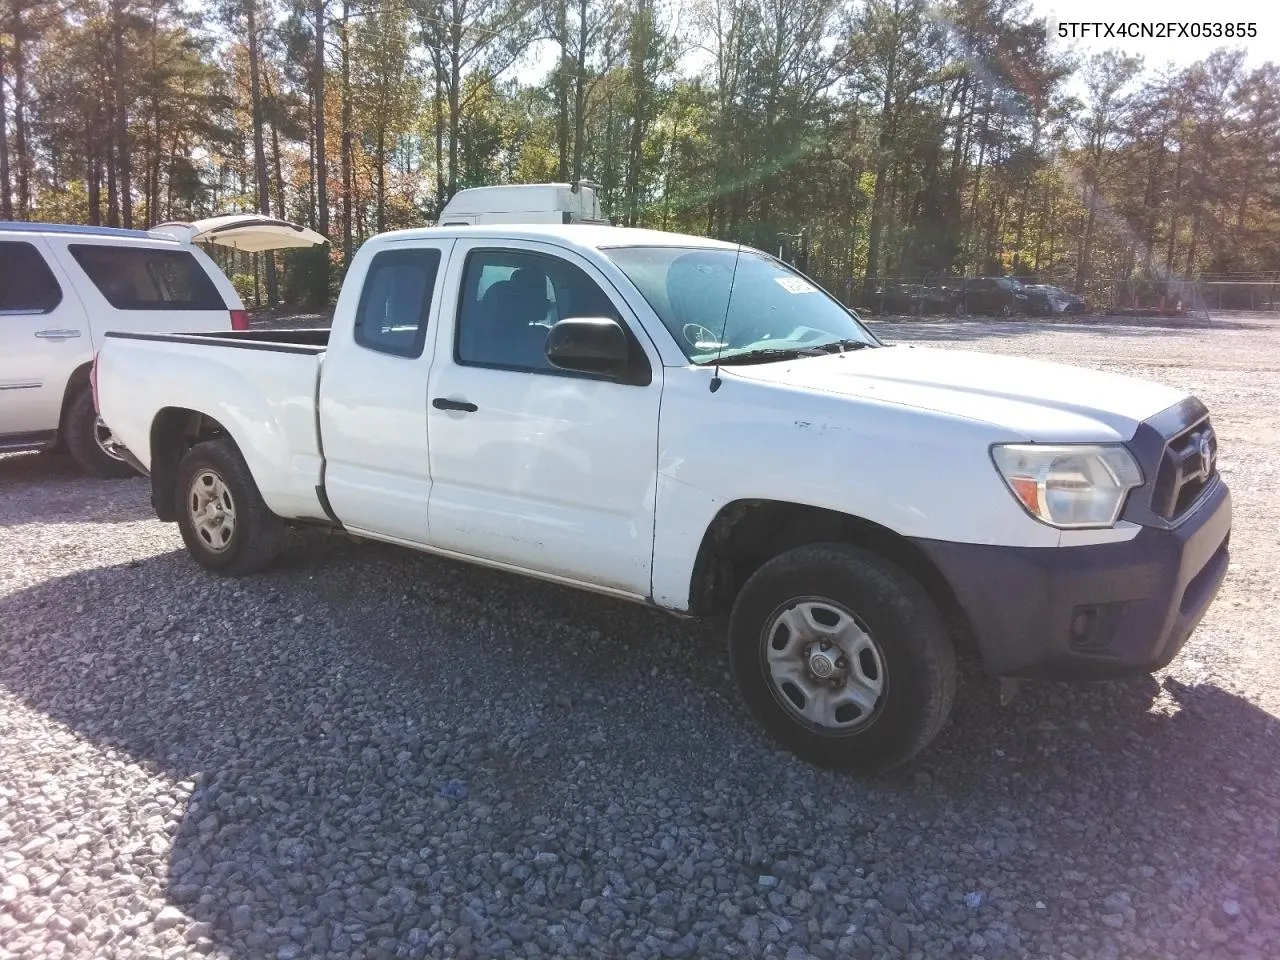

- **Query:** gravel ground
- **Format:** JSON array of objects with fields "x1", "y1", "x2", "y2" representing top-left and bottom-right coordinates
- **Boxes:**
[{"x1": 2, "y1": 313, "x2": 1278, "y2": 960}]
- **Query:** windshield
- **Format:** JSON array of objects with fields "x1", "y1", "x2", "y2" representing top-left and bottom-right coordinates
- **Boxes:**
[{"x1": 604, "y1": 245, "x2": 880, "y2": 364}]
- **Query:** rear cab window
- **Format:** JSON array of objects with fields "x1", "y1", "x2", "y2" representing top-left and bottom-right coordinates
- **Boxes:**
[
  {"x1": 67, "y1": 243, "x2": 227, "y2": 311},
  {"x1": 0, "y1": 240, "x2": 63, "y2": 314},
  {"x1": 353, "y1": 247, "x2": 442, "y2": 358}
]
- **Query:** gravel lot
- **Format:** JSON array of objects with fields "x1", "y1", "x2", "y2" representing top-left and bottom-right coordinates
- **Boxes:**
[{"x1": 2, "y1": 313, "x2": 1278, "y2": 960}]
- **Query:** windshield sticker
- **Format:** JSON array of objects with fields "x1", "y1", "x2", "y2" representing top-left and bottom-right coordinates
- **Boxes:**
[{"x1": 775, "y1": 276, "x2": 816, "y2": 294}]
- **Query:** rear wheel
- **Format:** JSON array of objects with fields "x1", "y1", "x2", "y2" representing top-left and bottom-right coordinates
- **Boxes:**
[
  {"x1": 64, "y1": 386, "x2": 135, "y2": 478},
  {"x1": 175, "y1": 438, "x2": 285, "y2": 575},
  {"x1": 728, "y1": 543, "x2": 957, "y2": 773}
]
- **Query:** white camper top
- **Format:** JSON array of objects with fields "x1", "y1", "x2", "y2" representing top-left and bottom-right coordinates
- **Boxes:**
[{"x1": 436, "y1": 183, "x2": 609, "y2": 226}]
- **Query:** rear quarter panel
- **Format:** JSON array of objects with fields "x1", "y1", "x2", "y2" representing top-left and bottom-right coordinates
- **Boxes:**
[{"x1": 97, "y1": 336, "x2": 325, "y2": 520}]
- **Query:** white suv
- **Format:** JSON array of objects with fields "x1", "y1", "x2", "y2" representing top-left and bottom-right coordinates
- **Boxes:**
[{"x1": 0, "y1": 216, "x2": 322, "y2": 477}]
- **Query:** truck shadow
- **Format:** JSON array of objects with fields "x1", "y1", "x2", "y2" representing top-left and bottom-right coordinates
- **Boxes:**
[
  {"x1": 1, "y1": 542, "x2": 1276, "y2": 957},
  {"x1": 0, "y1": 452, "x2": 154, "y2": 527}
]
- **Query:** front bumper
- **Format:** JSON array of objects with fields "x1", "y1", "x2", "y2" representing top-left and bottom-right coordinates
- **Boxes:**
[{"x1": 912, "y1": 478, "x2": 1231, "y2": 680}]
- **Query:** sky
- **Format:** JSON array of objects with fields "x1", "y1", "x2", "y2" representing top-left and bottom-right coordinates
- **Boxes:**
[
  {"x1": 1033, "y1": 0, "x2": 1278, "y2": 75},
  {"x1": 513, "y1": 0, "x2": 1278, "y2": 91}
]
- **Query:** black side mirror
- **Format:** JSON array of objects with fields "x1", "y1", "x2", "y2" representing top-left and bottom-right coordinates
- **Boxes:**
[{"x1": 545, "y1": 316, "x2": 632, "y2": 379}]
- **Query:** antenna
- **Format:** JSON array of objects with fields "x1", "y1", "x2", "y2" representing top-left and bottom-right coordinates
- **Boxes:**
[{"x1": 709, "y1": 243, "x2": 743, "y2": 394}]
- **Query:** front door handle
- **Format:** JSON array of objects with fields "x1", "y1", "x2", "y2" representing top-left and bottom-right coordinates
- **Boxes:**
[
  {"x1": 432, "y1": 397, "x2": 478, "y2": 413},
  {"x1": 35, "y1": 329, "x2": 82, "y2": 340}
]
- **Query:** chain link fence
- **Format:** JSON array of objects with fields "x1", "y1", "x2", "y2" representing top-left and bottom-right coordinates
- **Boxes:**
[{"x1": 812, "y1": 274, "x2": 1280, "y2": 318}]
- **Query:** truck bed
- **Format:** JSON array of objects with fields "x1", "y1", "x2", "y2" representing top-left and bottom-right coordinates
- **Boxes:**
[
  {"x1": 105, "y1": 327, "x2": 330, "y2": 352},
  {"x1": 97, "y1": 328, "x2": 329, "y2": 522}
]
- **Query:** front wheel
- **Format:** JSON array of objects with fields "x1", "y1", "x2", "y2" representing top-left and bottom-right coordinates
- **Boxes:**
[
  {"x1": 175, "y1": 438, "x2": 285, "y2": 575},
  {"x1": 728, "y1": 543, "x2": 957, "y2": 774}
]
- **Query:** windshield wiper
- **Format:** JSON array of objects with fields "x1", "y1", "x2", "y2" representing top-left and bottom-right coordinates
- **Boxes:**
[
  {"x1": 714, "y1": 346, "x2": 828, "y2": 365},
  {"x1": 711, "y1": 340, "x2": 873, "y2": 365},
  {"x1": 812, "y1": 339, "x2": 871, "y2": 353}
]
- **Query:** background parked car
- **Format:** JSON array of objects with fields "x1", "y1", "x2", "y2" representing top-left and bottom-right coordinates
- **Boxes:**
[
  {"x1": 952, "y1": 277, "x2": 1031, "y2": 316},
  {"x1": 870, "y1": 282, "x2": 952, "y2": 315},
  {"x1": 1024, "y1": 283, "x2": 1088, "y2": 315}
]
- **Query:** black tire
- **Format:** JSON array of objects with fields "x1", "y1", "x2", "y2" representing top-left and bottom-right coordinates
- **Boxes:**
[
  {"x1": 175, "y1": 438, "x2": 285, "y2": 576},
  {"x1": 63, "y1": 386, "x2": 135, "y2": 478},
  {"x1": 728, "y1": 543, "x2": 957, "y2": 774},
  {"x1": 1000, "y1": 303, "x2": 1014, "y2": 317}
]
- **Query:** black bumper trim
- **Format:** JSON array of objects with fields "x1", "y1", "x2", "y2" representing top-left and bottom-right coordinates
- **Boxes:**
[
  {"x1": 914, "y1": 478, "x2": 1231, "y2": 681},
  {"x1": 121, "y1": 446, "x2": 149, "y2": 478}
]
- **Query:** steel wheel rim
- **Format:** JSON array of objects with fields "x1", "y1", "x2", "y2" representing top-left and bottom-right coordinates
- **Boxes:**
[
  {"x1": 760, "y1": 597, "x2": 887, "y2": 736},
  {"x1": 188, "y1": 469, "x2": 237, "y2": 553},
  {"x1": 94, "y1": 417, "x2": 127, "y2": 462}
]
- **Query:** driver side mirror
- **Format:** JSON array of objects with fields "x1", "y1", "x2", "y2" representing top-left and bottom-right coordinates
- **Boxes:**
[{"x1": 545, "y1": 316, "x2": 634, "y2": 380}]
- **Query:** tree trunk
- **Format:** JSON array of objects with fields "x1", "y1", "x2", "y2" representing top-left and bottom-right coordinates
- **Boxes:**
[
  {"x1": 88, "y1": 141, "x2": 102, "y2": 225},
  {"x1": 111, "y1": 0, "x2": 133, "y2": 226},
  {"x1": 340, "y1": 0, "x2": 353, "y2": 266},
  {"x1": 448, "y1": 24, "x2": 461, "y2": 197},
  {"x1": 13, "y1": 23, "x2": 31, "y2": 217},
  {"x1": 1184, "y1": 211, "x2": 1201, "y2": 277},
  {"x1": 434, "y1": 63, "x2": 445, "y2": 214},
  {"x1": 307, "y1": 84, "x2": 316, "y2": 228},
  {"x1": 268, "y1": 76, "x2": 287, "y2": 225},
  {"x1": 965, "y1": 96, "x2": 990, "y2": 270},
  {"x1": 106, "y1": 121, "x2": 120, "y2": 227},
  {"x1": 624, "y1": 0, "x2": 650, "y2": 226},
  {"x1": 313, "y1": 0, "x2": 329, "y2": 303},
  {"x1": 247, "y1": 0, "x2": 278, "y2": 303},
  {"x1": 864, "y1": 52, "x2": 898, "y2": 286},
  {"x1": 1164, "y1": 150, "x2": 1184, "y2": 273},
  {"x1": 571, "y1": 0, "x2": 588, "y2": 182},
  {"x1": 376, "y1": 125, "x2": 387, "y2": 233},
  {"x1": 555, "y1": 0, "x2": 569, "y2": 180},
  {"x1": 0, "y1": 43, "x2": 11, "y2": 221}
]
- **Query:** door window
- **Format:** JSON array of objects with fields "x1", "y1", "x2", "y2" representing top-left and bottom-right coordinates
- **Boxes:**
[
  {"x1": 353, "y1": 247, "x2": 442, "y2": 359},
  {"x1": 455, "y1": 249, "x2": 620, "y2": 373},
  {"x1": 0, "y1": 241, "x2": 63, "y2": 314}
]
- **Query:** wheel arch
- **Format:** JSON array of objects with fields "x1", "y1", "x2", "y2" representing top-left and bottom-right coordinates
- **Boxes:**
[
  {"x1": 53, "y1": 361, "x2": 96, "y2": 448},
  {"x1": 687, "y1": 498, "x2": 977, "y2": 655},
  {"x1": 149, "y1": 407, "x2": 237, "y2": 522}
]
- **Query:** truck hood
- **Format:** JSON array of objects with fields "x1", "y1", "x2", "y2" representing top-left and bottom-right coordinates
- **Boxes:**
[{"x1": 724, "y1": 344, "x2": 1187, "y2": 442}]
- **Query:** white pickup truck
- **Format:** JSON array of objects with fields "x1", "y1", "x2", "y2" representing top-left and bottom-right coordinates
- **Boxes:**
[{"x1": 94, "y1": 224, "x2": 1232, "y2": 772}]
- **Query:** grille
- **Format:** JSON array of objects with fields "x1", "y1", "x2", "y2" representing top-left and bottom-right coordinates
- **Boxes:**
[{"x1": 1151, "y1": 418, "x2": 1217, "y2": 521}]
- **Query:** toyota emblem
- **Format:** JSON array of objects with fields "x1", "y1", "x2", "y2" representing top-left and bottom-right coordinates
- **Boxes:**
[{"x1": 1197, "y1": 434, "x2": 1213, "y2": 478}]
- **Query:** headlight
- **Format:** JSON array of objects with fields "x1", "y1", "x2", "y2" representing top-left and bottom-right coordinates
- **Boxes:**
[{"x1": 991, "y1": 443, "x2": 1143, "y2": 528}]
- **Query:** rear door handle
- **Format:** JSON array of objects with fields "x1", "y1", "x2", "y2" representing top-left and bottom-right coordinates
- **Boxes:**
[
  {"x1": 432, "y1": 397, "x2": 478, "y2": 413},
  {"x1": 35, "y1": 329, "x2": 82, "y2": 340}
]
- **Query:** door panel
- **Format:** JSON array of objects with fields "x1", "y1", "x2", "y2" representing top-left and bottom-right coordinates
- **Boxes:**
[
  {"x1": 318, "y1": 241, "x2": 453, "y2": 542},
  {"x1": 426, "y1": 240, "x2": 662, "y2": 596},
  {"x1": 0, "y1": 238, "x2": 90, "y2": 436}
]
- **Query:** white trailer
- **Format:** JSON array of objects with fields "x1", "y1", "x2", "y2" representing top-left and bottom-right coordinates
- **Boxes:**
[{"x1": 436, "y1": 182, "x2": 609, "y2": 226}]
